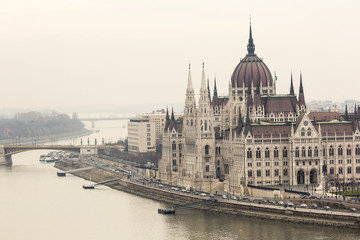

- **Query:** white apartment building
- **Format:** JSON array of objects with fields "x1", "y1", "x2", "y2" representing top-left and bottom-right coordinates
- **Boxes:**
[{"x1": 127, "y1": 117, "x2": 156, "y2": 152}]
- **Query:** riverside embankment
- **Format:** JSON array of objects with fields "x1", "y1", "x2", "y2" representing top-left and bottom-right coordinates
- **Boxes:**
[{"x1": 55, "y1": 159, "x2": 360, "y2": 229}]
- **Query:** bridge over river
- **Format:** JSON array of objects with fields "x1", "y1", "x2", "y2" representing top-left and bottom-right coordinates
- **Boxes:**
[{"x1": 0, "y1": 144, "x2": 118, "y2": 165}]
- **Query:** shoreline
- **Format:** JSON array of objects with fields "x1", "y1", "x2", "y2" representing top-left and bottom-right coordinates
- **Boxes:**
[
  {"x1": 0, "y1": 128, "x2": 92, "y2": 145},
  {"x1": 54, "y1": 159, "x2": 360, "y2": 229}
]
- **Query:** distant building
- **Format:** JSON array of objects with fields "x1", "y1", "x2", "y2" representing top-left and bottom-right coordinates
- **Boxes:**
[
  {"x1": 127, "y1": 111, "x2": 181, "y2": 153},
  {"x1": 127, "y1": 117, "x2": 156, "y2": 152}
]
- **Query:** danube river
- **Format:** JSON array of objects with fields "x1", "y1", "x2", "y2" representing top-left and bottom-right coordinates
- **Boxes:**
[{"x1": 1, "y1": 119, "x2": 359, "y2": 240}]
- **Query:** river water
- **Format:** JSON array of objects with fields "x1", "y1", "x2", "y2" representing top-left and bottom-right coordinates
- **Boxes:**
[{"x1": 1, "y1": 119, "x2": 359, "y2": 240}]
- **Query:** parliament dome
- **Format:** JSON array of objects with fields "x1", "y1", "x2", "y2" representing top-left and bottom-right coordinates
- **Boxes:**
[{"x1": 231, "y1": 25, "x2": 273, "y2": 88}]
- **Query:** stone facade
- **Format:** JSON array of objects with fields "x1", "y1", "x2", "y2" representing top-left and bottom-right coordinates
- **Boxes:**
[{"x1": 158, "y1": 25, "x2": 360, "y2": 194}]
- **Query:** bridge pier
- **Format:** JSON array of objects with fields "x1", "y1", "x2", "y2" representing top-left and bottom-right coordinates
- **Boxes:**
[{"x1": 0, "y1": 145, "x2": 12, "y2": 165}]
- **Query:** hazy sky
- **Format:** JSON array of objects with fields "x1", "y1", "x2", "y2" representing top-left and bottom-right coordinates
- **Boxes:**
[{"x1": 1, "y1": 0, "x2": 360, "y2": 110}]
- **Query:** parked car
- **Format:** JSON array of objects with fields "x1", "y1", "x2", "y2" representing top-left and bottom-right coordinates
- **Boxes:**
[
  {"x1": 248, "y1": 197, "x2": 254, "y2": 202},
  {"x1": 231, "y1": 196, "x2": 237, "y2": 200},
  {"x1": 277, "y1": 201, "x2": 284, "y2": 205},
  {"x1": 222, "y1": 195, "x2": 228, "y2": 199},
  {"x1": 286, "y1": 202, "x2": 294, "y2": 207},
  {"x1": 158, "y1": 184, "x2": 163, "y2": 188},
  {"x1": 311, "y1": 203, "x2": 318, "y2": 208},
  {"x1": 200, "y1": 193, "x2": 207, "y2": 197},
  {"x1": 269, "y1": 200, "x2": 276, "y2": 204},
  {"x1": 324, "y1": 206, "x2": 331, "y2": 210},
  {"x1": 350, "y1": 208, "x2": 357, "y2": 212},
  {"x1": 299, "y1": 203, "x2": 308, "y2": 208}
]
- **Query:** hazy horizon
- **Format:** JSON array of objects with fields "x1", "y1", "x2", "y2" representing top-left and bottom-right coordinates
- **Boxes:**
[{"x1": 1, "y1": 0, "x2": 360, "y2": 110}]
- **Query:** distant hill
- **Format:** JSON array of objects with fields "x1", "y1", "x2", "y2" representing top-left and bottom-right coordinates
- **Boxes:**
[{"x1": 0, "y1": 112, "x2": 85, "y2": 140}]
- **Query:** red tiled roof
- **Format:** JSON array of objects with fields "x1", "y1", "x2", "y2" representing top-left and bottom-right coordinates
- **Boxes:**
[{"x1": 309, "y1": 112, "x2": 343, "y2": 121}]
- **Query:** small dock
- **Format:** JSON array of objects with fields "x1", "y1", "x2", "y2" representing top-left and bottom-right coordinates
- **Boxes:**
[
  {"x1": 57, "y1": 166, "x2": 93, "y2": 177},
  {"x1": 82, "y1": 178, "x2": 122, "y2": 190}
]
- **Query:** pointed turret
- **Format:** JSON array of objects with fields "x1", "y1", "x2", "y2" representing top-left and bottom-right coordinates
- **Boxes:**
[
  {"x1": 290, "y1": 73, "x2": 294, "y2": 95},
  {"x1": 171, "y1": 107, "x2": 175, "y2": 121},
  {"x1": 247, "y1": 22, "x2": 255, "y2": 55},
  {"x1": 165, "y1": 107, "x2": 170, "y2": 130},
  {"x1": 187, "y1": 63, "x2": 193, "y2": 89},
  {"x1": 244, "y1": 108, "x2": 252, "y2": 135},
  {"x1": 200, "y1": 62, "x2": 206, "y2": 91},
  {"x1": 345, "y1": 104, "x2": 349, "y2": 121},
  {"x1": 298, "y1": 73, "x2": 306, "y2": 109},
  {"x1": 207, "y1": 78, "x2": 211, "y2": 100},
  {"x1": 213, "y1": 77, "x2": 218, "y2": 97}
]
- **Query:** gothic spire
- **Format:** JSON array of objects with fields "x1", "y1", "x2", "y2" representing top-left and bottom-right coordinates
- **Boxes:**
[
  {"x1": 165, "y1": 107, "x2": 170, "y2": 129},
  {"x1": 247, "y1": 22, "x2": 255, "y2": 55},
  {"x1": 200, "y1": 62, "x2": 206, "y2": 90},
  {"x1": 207, "y1": 78, "x2": 211, "y2": 99},
  {"x1": 298, "y1": 72, "x2": 306, "y2": 107},
  {"x1": 299, "y1": 72, "x2": 304, "y2": 94},
  {"x1": 345, "y1": 104, "x2": 349, "y2": 121},
  {"x1": 290, "y1": 73, "x2": 294, "y2": 95},
  {"x1": 187, "y1": 63, "x2": 193, "y2": 89},
  {"x1": 171, "y1": 107, "x2": 175, "y2": 121},
  {"x1": 213, "y1": 77, "x2": 218, "y2": 97}
]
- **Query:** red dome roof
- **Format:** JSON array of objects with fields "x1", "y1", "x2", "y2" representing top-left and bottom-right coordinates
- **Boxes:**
[{"x1": 231, "y1": 26, "x2": 273, "y2": 88}]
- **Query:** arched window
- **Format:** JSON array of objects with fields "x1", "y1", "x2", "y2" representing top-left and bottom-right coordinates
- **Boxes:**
[
  {"x1": 200, "y1": 120, "x2": 203, "y2": 131},
  {"x1": 172, "y1": 141, "x2": 176, "y2": 151},
  {"x1": 356, "y1": 144, "x2": 360, "y2": 155},
  {"x1": 329, "y1": 146, "x2": 334, "y2": 156},
  {"x1": 301, "y1": 128, "x2": 305, "y2": 137},
  {"x1": 247, "y1": 148, "x2": 252, "y2": 159},
  {"x1": 308, "y1": 147, "x2": 312, "y2": 157},
  {"x1": 257, "y1": 170, "x2": 261, "y2": 177},
  {"x1": 274, "y1": 147, "x2": 279, "y2": 158},
  {"x1": 301, "y1": 147, "x2": 306, "y2": 157},
  {"x1": 248, "y1": 170, "x2": 252, "y2": 177},
  {"x1": 256, "y1": 148, "x2": 261, "y2": 159},
  {"x1": 283, "y1": 147, "x2": 288, "y2": 158},
  {"x1": 186, "y1": 120, "x2": 189, "y2": 126},
  {"x1": 204, "y1": 120, "x2": 207, "y2": 131},
  {"x1": 330, "y1": 167, "x2": 334, "y2": 175},
  {"x1": 190, "y1": 120, "x2": 193, "y2": 126},
  {"x1": 217, "y1": 160, "x2": 220, "y2": 165},
  {"x1": 314, "y1": 146, "x2": 318, "y2": 157},
  {"x1": 347, "y1": 145, "x2": 351, "y2": 156},
  {"x1": 295, "y1": 147, "x2": 300, "y2": 158},
  {"x1": 338, "y1": 145, "x2": 343, "y2": 156},
  {"x1": 338, "y1": 167, "x2": 343, "y2": 174},
  {"x1": 307, "y1": 127, "x2": 311, "y2": 136},
  {"x1": 205, "y1": 145, "x2": 209, "y2": 155},
  {"x1": 265, "y1": 147, "x2": 270, "y2": 158}
]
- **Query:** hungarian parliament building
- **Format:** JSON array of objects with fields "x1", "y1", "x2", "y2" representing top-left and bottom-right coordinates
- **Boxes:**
[{"x1": 158, "y1": 25, "x2": 360, "y2": 194}]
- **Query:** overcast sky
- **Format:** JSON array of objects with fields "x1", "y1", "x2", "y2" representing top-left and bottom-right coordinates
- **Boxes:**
[{"x1": 1, "y1": 0, "x2": 360, "y2": 111}]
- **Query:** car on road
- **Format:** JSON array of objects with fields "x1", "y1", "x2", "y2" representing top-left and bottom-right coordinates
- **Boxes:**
[
  {"x1": 248, "y1": 197, "x2": 254, "y2": 202},
  {"x1": 286, "y1": 202, "x2": 294, "y2": 207},
  {"x1": 231, "y1": 196, "x2": 237, "y2": 200},
  {"x1": 324, "y1": 206, "x2": 331, "y2": 210},
  {"x1": 311, "y1": 203, "x2": 318, "y2": 208},
  {"x1": 299, "y1": 203, "x2": 308, "y2": 208},
  {"x1": 350, "y1": 208, "x2": 357, "y2": 212},
  {"x1": 194, "y1": 191, "x2": 199, "y2": 195},
  {"x1": 222, "y1": 195, "x2": 228, "y2": 199},
  {"x1": 269, "y1": 200, "x2": 276, "y2": 204},
  {"x1": 277, "y1": 201, "x2": 284, "y2": 205},
  {"x1": 181, "y1": 189, "x2": 187, "y2": 193},
  {"x1": 158, "y1": 184, "x2": 163, "y2": 188},
  {"x1": 200, "y1": 193, "x2": 207, "y2": 197}
]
